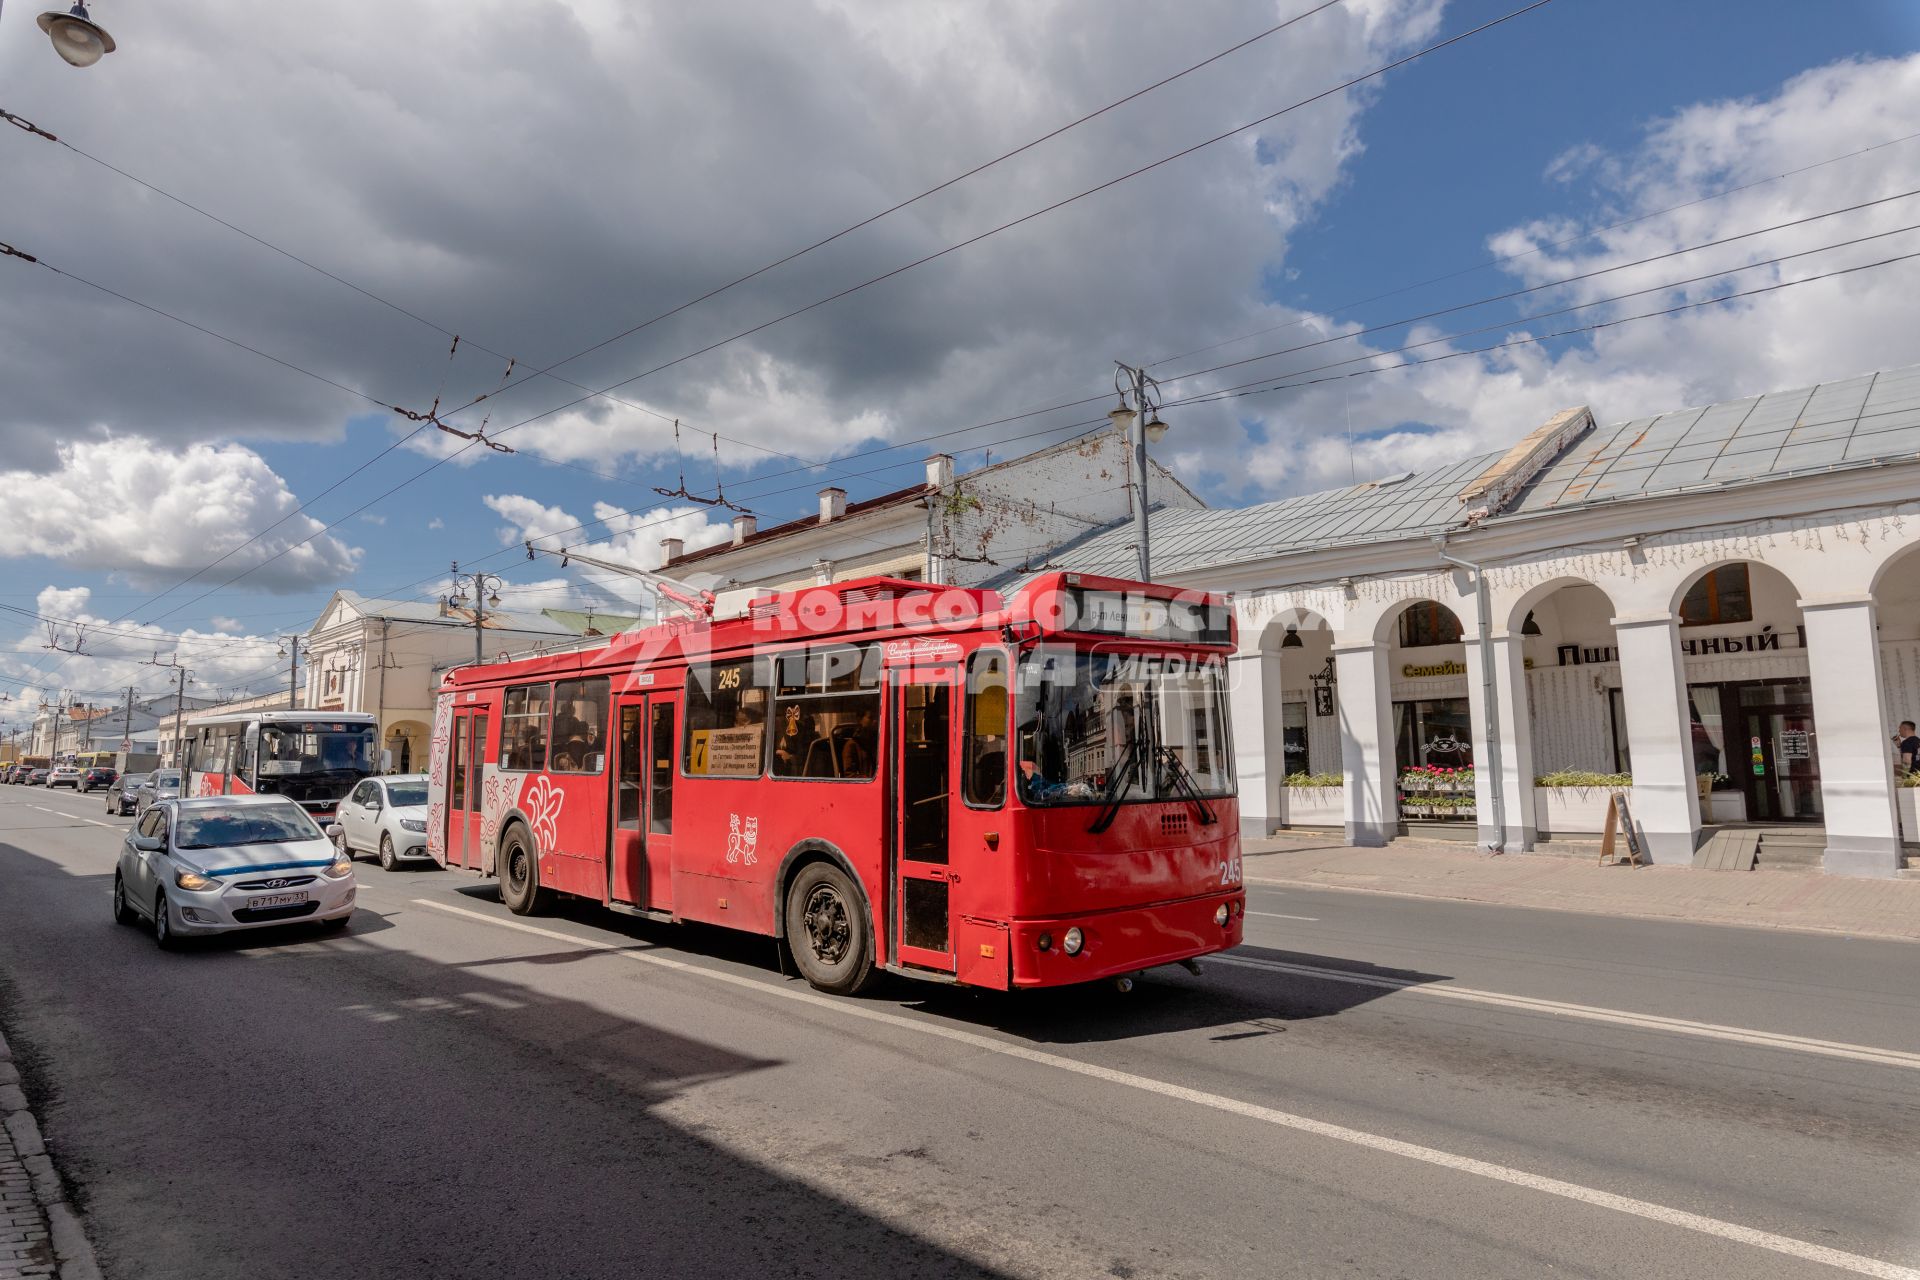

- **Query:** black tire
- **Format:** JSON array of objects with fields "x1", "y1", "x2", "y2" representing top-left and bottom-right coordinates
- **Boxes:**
[
  {"x1": 784, "y1": 861, "x2": 875, "y2": 995},
  {"x1": 498, "y1": 823, "x2": 544, "y2": 915},
  {"x1": 112, "y1": 873, "x2": 137, "y2": 926},
  {"x1": 153, "y1": 890, "x2": 179, "y2": 951},
  {"x1": 379, "y1": 833, "x2": 397, "y2": 872},
  {"x1": 334, "y1": 829, "x2": 352, "y2": 861}
]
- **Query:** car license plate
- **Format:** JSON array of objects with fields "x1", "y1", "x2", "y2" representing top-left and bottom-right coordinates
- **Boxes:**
[{"x1": 250, "y1": 893, "x2": 308, "y2": 909}]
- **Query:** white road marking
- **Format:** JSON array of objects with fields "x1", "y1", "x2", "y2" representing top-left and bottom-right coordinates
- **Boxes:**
[
  {"x1": 1248, "y1": 910, "x2": 1320, "y2": 921},
  {"x1": 26, "y1": 803, "x2": 120, "y2": 829},
  {"x1": 416, "y1": 896, "x2": 1920, "y2": 1279},
  {"x1": 1212, "y1": 952, "x2": 1920, "y2": 1071}
]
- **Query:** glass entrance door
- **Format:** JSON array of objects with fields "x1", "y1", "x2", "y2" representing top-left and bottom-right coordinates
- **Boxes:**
[
  {"x1": 1737, "y1": 680, "x2": 1820, "y2": 822},
  {"x1": 889, "y1": 667, "x2": 956, "y2": 972}
]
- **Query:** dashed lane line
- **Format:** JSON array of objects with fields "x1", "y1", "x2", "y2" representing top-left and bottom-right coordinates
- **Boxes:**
[
  {"x1": 1247, "y1": 910, "x2": 1320, "y2": 921},
  {"x1": 414, "y1": 896, "x2": 1920, "y2": 1280},
  {"x1": 25, "y1": 803, "x2": 121, "y2": 830},
  {"x1": 1211, "y1": 952, "x2": 1920, "y2": 1071}
]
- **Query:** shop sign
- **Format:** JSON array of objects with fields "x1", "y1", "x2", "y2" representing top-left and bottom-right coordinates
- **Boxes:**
[
  {"x1": 1557, "y1": 624, "x2": 1800, "y2": 666},
  {"x1": 1780, "y1": 729, "x2": 1811, "y2": 760},
  {"x1": 1313, "y1": 685, "x2": 1335, "y2": 717},
  {"x1": 1402, "y1": 660, "x2": 1465, "y2": 678}
]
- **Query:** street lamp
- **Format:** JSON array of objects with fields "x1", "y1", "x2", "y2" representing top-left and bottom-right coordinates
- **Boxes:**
[{"x1": 34, "y1": 2, "x2": 116, "y2": 68}]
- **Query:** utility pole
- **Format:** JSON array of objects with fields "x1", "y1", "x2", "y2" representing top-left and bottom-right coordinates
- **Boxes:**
[
  {"x1": 450, "y1": 563, "x2": 504, "y2": 668},
  {"x1": 147, "y1": 655, "x2": 194, "y2": 768},
  {"x1": 278, "y1": 636, "x2": 304, "y2": 709},
  {"x1": 122, "y1": 685, "x2": 136, "y2": 765},
  {"x1": 1110, "y1": 362, "x2": 1169, "y2": 583}
]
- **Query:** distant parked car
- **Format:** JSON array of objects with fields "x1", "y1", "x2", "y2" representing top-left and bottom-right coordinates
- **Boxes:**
[
  {"x1": 104, "y1": 772, "x2": 148, "y2": 816},
  {"x1": 47, "y1": 765, "x2": 82, "y2": 789},
  {"x1": 2, "y1": 764, "x2": 28, "y2": 784},
  {"x1": 78, "y1": 766, "x2": 117, "y2": 794},
  {"x1": 133, "y1": 770, "x2": 183, "y2": 817},
  {"x1": 114, "y1": 796, "x2": 355, "y2": 948},
  {"x1": 330, "y1": 774, "x2": 431, "y2": 871},
  {"x1": 28, "y1": 769, "x2": 50, "y2": 786}
]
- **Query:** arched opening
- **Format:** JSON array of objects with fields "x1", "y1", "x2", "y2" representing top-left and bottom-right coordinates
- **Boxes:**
[
  {"x1": 1512, "y1": 579, "x2": 1627, "y2": 839},
  {"x1": 1666, "y1": 560, "x2": 1815, "y2": 830},
  {"x1": 384, "y1": 719, "x2": 430, "y2": 775},
  {"x1": 1870, "y1": 547, "x2": 1920, "y2": 854},
  {"x1": 1380, "y1": 598, "x2": 1472, "y2": 830},
  {"x1": 1266, "y1": 609, "x2": 1339, "y2": 783}
]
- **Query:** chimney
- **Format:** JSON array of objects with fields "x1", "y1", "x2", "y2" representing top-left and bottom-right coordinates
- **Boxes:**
[
  {"x1": 925, "y1": 454, "x2": 954, "y2": 491},
  {"x1": 731, "y1": 514, "x2": 757, "y2": 545},
  {"x1": 660, "y1": 536, "x2": 684, "y2": 562},
  {"x1": 818, "y1": 487, "x2": 847, "y2": 523}
]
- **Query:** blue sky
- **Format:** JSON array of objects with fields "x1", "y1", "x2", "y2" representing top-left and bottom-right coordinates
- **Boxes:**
[{"x1": 3, "y1": 0, "x2": 1918, "y2": 719}]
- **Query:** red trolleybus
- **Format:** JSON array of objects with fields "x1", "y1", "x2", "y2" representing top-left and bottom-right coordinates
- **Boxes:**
[
  {"x1": 428, "y1": 572, "x2": 1243, "y2": 994},
  {"x1": 184, "y1": 711, "x2": 380, "y2": 822}
]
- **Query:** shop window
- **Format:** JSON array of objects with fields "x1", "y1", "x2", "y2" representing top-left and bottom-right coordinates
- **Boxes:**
[
  {"x1": 963, "y1": 650, "x2": 1009, "y2": 807},
  {"x1": 684, "y1": 657, "x2": 771, "y2": 777},
  {"x1": 1397, "y1": 603, "x2": 1463, "y2": 648},
  {"x1": 499, "y1": 683, "x2": 550, "y2": 772},
  {"x1": 1679, "y1": 564, "x2": 1752, "y2": 626},
  {"x1": 771, "y1": 646, "x2": 880, "y2": 780}
]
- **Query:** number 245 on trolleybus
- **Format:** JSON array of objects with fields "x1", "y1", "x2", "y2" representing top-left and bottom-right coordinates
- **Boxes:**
[{"x1": 428, "y1": 572, "x2": 1245, "y2": 994}]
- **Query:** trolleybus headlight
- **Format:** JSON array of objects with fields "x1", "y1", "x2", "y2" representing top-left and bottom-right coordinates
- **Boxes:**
[
  {"x1": 1214, "y1": 904, "x2": 1230, "y2": 926},
  {"x1": 1063, "y1": 927, "x2": 1084, "y2": 956}
]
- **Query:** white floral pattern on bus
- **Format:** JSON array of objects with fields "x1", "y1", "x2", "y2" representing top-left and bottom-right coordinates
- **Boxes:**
[{"x1": 523, "y1": 774, "x2": 564, "y2": 854}]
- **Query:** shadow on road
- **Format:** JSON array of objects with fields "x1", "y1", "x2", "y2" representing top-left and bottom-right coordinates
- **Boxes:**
[{"x1": 0, "y1": 840, "x2": 1017, "y2": 1280}]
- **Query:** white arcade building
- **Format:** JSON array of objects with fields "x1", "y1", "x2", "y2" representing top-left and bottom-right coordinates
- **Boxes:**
[{"x1": 1032, "y1": 363, "x2": 1920, "y2": 877}]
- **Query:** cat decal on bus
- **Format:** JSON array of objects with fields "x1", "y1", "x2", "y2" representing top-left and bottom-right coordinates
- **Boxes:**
[{"x1": 726, "y1": 813, "x2": 759, "y2": 866}]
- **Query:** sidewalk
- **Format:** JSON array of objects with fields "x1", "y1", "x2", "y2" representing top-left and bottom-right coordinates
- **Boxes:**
[
  {"x1": 0, "y1": 1030, "x2": 98, "y2": 1280},
  {"x1": 1244, "y1": 834, "x2": 1920, "y2": 943}
]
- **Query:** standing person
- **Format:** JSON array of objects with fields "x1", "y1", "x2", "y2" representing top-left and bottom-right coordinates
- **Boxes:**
[{"x1": 1896, "y1": 721, "x2": 1920, "y2": 775}]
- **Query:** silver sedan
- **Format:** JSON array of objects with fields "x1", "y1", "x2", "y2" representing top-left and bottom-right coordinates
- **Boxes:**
[
  {"x1": 330, "y1": 773, "x2": 432, "y2": 871},
  {"x1": 114, "y1": 796, "x2": 356, "y2": 948}
]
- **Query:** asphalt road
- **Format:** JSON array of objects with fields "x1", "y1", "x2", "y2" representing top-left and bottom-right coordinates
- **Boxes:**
[{"x1": 2, "y1": 786, "x2": 1917, "y2": 1279}]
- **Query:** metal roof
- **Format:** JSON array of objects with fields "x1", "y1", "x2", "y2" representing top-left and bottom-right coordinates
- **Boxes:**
[
  {"x1": 1507, "y1": 364, "x2": 1920, "y2": 513},
  {"x1": 1017, "y1": 362, "x2": 1920, "y2": 582}
]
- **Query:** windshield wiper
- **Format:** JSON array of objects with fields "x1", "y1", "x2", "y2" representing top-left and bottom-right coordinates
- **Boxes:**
[
  {"x1": 1087, "y1": 732, "x2": 1148, "y2": 834},
  {"x1": 1155, "y1": 745, "x2": 1219, "y2": 826}
]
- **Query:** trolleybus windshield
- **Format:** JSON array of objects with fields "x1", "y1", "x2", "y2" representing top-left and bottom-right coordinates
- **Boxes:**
[{"x1": 1014, "y1": 647, "x2": 1233, "y2": 806}]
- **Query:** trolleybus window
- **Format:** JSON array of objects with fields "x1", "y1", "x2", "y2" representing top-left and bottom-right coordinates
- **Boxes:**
[
  {"x1": 964, "y1": 650, "x2": 1009, "y2": 807},
  {"x1": 550, "y1": 678, "x2": 609, "y2": 774},
  {"x1": 500, "y1": 683, "x2": 550, "y2": 771},
  {"x1": 684, "y1": 657, "x2": 770, "y2": 777},
  {"x1": 616, "y1": 705, "x2": 641, "y2": 828},
  {"x1": 649, "y1": 704, "x2": 675, "y2": 834},
  {"x1": 1015, "y1": 649, "x2": 1233, "y2": 806},
  {"x1": 772, "y1": 645, "x2": 879, "y2": 779}
]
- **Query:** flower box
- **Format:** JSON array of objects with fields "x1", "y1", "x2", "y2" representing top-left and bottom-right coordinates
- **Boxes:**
[
  {"x1": 1532, "y1": 786, "x2": 1616, "y2": 835},
  {"x1": 1898, "y1": 787, "x2": 1920, "y2": 845},
  {"x1": 1282, "y1": 784, "x2": 1345, "y2": 828}
]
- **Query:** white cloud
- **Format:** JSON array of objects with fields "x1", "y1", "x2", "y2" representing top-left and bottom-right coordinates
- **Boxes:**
[
  {"x1": 427, "y1": 518, "x2": 445, "y2": 530},
  {"x1": 0, "y1": 439, "x2": 361, "y2": 591},
  {"x1": 1210, "y1": 53, "x2": 1920, "y2": 493},
  {"x1": 483, "y1": 493, "x2": 733, "y2": 606}
]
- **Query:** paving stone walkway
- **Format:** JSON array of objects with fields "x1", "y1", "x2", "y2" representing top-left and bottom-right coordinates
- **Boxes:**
[
  {"x1": 1245, "y1": 834, "x2": 1920, "y2": 942},
  {"x1": 0, "y1": 1030, "x2": 96, "y2": 1280}
]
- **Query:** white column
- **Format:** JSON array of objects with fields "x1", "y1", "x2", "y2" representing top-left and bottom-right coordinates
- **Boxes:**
[
  {"x1": 1227, "y1": 651, "x2": 1284, "y2": 836},
  {"x1": 1465, "y1": 632, "x2": 1536, "y2": 851},
  {"x1": 1613, "y1": 616, "x2": 1700, "y2": 864},
  {"x1": 1801, "y1": 598, "x2": 1901, "y2": 876},
  {"x1": 1335, "y1": 642, "x2": 1396, "y2": 847}
]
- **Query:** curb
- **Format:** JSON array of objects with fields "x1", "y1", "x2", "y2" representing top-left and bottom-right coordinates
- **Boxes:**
[{"x1": 0, "y1": 1029, "x2": 102, "y2": 1280}]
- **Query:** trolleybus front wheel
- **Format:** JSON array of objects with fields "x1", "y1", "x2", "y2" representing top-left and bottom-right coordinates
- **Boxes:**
[{"x1": 785, "y1": 861, "x2": 875, "y2": 995}]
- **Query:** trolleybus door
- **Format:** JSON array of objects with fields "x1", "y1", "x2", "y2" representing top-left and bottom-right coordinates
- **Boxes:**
[
  {"x1": 610, "y1": 693, "x2": 677, "y2": 913},
  {"x1": 889, "y1": 666, "x2": 957, "y2": 972},
  {"x1": 448, "y1": 710, "x2": 487, "y2": 869}
]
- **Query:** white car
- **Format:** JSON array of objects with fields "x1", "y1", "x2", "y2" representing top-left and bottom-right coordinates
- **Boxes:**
[
  {"x1": 330, "y1": 774, "x2": 431, "y2": 871},
  {"x1": 114, "y1": 795, "x2": 356, "y2": 948},
  {"x1": 47, "y1": 765, "x2": 82, "y2": 789}
]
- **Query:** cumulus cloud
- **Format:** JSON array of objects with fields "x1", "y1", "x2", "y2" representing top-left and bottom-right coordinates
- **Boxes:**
[
  {"x1": 0, "y1": 439, "x2": 361, "y2": 591},
  {"x1": 1206, "y1": 52, "x2": 1920, "y2": 493},
  {"x1": 483, "y1": 493, "x2": 733, "y2": 607},
  {"x1": 2, "y1": 585, "x2": 299, "y2": 715},
  {"x1": 0, "y1": 0, "x2": 1441, "y2": 486}
]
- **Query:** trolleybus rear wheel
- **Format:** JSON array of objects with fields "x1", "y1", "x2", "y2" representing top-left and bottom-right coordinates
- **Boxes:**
[
  {"x1": 785, "y1": 861, "x2": 874, "y2": 995},
  {"x1": 499, "y1": 823, "x2": 545, "y2": 916}
]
